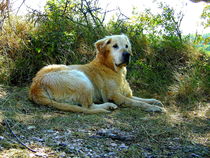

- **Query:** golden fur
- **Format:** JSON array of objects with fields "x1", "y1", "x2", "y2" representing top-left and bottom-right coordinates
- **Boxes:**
[{"x1": 29, "y1": 34, "x2": 166, "y2": 114}]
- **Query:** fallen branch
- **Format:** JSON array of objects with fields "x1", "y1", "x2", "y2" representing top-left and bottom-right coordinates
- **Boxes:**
[{"x1": 4, "y1": 119, "x2": 36, "y2": 152}]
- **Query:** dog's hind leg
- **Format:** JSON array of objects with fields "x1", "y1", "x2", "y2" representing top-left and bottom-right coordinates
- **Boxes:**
[
  {"x1": 29, "y1": 80, "x2": 110, "y2": 114},
  {"x1": 32, "y1": 94, "x2": 110, "y2": 114}
]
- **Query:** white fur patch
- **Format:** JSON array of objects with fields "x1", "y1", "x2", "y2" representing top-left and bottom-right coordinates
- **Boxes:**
[
  {"x1": 111, "y1": 50, "x2": 122, "y2": 66},
  {"x1": 68, "y1": 70, "x2": 93, "y2": 90},
  {"x1": 42, "y1": 70, "x2": 94, "y2": 105}
]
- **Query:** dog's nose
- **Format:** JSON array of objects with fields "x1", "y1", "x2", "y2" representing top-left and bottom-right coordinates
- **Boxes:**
[
  {"x1": 122, "y1": 52, "x2": 130, "y2": 65},
  {"x1": 122, "y1": 52, "x2": 130, "y2": 58}
]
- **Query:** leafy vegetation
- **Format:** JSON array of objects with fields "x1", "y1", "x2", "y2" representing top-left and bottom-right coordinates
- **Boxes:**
[
  {"x1": 0, "y1": 0, "x2": 209, "y2": 157},
  {"x1": 195, "y1": 33, "x2": 210, "y2": 54}
]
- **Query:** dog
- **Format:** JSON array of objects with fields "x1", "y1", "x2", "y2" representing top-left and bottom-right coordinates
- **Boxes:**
[{"x1": 29, "y1": 34, "x2": 166, "y2": 114}]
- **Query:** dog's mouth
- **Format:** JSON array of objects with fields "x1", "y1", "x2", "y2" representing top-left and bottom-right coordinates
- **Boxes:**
[
  {"x1": 115, "y1": 63, "x2": 126, "y2": 67},
  {"x1": 115, "y1": 60, "x2": 130, "y2": 67},
  {"x1": 115, "y1": 55, "x2": 130, "y2": 67}
]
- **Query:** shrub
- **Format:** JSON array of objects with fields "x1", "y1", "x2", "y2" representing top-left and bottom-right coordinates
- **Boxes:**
[
  {"x1": 0, "y1": 0, "x2": 209, "y2": 110},
  {"x1": 0, "y1": 17, "x2": 33, "y2": 84}
]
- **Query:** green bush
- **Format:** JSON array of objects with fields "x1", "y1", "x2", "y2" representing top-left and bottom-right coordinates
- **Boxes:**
[
  {"x1": 171, "y1": 57, "x2": 209, "y2": 109},
  {"x1": 0, "y1": 0, "x2": 209, "y2": 109},
  {"x1": 0, "y1": 17, "x2": 34, "y2": 84}
]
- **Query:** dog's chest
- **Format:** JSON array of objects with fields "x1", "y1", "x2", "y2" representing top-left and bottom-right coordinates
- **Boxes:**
[{"x1": 95, "y1": 77, "x2": 131, "y2": 102}]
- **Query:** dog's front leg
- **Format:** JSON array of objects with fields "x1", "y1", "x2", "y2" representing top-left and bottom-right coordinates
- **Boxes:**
[
  {"x1": 131, "y1": 96, "x2": 163, "y2": 107},
  {"x1": 111, "y1": 94, "x2": 166, "y2": 113}
]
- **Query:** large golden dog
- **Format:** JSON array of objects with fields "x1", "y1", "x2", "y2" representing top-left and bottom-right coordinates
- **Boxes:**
[{"x1": 29, "y1": 34, "x2": 166, "y2": 114}]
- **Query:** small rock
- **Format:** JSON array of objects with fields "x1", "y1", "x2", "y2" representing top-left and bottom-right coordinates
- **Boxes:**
[
  {"x1": 59, "y1": 152, "x2": 66, "y2": 157},
  {"x1": 55, "y1": 135, "x2": 64, "y2": 139},
  {"x1": 69, "y1": 146, "x2": 75, "y2": 150},
  {"x1": 143, "y1": 152, "x2": 154, "y2": 158},
  {"x1": 32, "y1": 137, "x2": 44, "y2": 142},
  {"x1": 64, "y1": 131, "x2": 71, "y2": 135},
  {"x1": 110, "y1": 143, "x2": 118, "y2": 147},
  {"x1": 143, "y1": 147, "x2": 152, "y2": 152},
  {"x1": 53, "y1": 131, "x2": 59, "y2": 135},
  {"x1": 35, "y1": 152, "x2": 48, "y2": 157},
  {"x1": 86, "y1": 152, "x2": 93, "y2": 157},
  {"x1": 59, "y1": 143, "x2": 67, "y2": 147},
  {"x1": 107, "y1": 152, "x2": 116, "y2": 156},
  {"x1": 27, "y1": 126, "x2": 36, "y2": 130},
  {"x1": 190, "y1": 153, "x2": 201, "y2": 158},
  {"x1": 104, "y1": 151, "x2": 116, "y2": 157},
  {"x1": 78, "y1": 129, "x2": 86, "y2": 132},
  {"x1": 89, "y1": 135, "x2": 103, "y2": 139},
  {"x1": 96, "y1": 129, "x2": 134, "y2": 141},
  {"x1": 75, "y1": 146, "x2": 82, "y2": 151},
  {"x1": 146, "y1": 155, "x2": 155, "y2": 158},
  {"x1": 45, "y1": 129, "x2": 55, "y2": 133},
  {"x1": 0, "y1": 136, "x2": 4, "y2": 140},
  {"x1": 0, "y1": 146, "x2": 4, "y2": 150},
  {"x1": 172, "y1": 137, "x2": 180, "y2": 141},
  {"x1": 83, "y1": 147, "x2": 90, "y2": 152},
  {"x1": 119, "y1": 143, "x2": 128, "y2": 149}
]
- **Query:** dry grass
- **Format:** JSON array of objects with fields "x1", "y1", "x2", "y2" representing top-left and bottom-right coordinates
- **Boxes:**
[{"x1": 0, "y1": 85, "x2": 209, "y2": 157}]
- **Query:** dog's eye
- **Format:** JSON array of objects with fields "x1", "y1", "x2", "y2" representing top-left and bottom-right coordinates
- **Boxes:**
[
  {"x1": 113, "y1": 44, "x2": 119, "y2": 49},
  {"x1": 125, "y1": 44, "x2": 128, "y2": 48}
]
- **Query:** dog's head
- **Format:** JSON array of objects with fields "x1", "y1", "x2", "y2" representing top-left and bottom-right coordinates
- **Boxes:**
[{"x1": 95, "y1": 34, "x2": 132, "y2": 70}]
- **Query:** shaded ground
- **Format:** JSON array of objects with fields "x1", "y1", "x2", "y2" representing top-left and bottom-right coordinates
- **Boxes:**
[{"x1": 0, "y1": 85, "x2": 209, "y2": 158}]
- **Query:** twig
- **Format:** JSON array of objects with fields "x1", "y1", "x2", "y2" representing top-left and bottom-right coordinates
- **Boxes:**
[
  {"x1": 4, "y1": 119, "x2": 36, "y2": 152},
  {"x1": 16, "y1": 0, "x2": 26, "y2": 15},
  {"x1": 140, "y1": 125, "x2": 159, "y2": 143},
  {"x1": 62, "y1": 0, "x2": 70, "y2": 16}
]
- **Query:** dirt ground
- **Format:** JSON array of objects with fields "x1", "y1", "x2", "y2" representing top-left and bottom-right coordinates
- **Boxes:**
[{"x1": 0, "y1": 85, "x2": 209, "y2": 158}]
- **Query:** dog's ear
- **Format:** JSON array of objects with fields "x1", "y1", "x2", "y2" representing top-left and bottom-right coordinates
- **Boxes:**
[{"x1": 95, "y1": 37, "x2": 111, "y2": 53}]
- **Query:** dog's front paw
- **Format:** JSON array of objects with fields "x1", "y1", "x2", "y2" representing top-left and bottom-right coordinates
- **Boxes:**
[
  {"x1": 104, "y1": 103, "x2": 118, "y2": 110},
  {"x1": 145, "y1": 105, "x2": 166, "y2": 113},
  {"x1": 151, "y1": 100, "x2": 164, "y2": 107}
]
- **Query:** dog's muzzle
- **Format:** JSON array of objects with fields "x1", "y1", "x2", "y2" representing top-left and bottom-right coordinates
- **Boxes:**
[
  {"x1": 115, "y1": 52, "x2": 131, "y2": 67},
  {"x1": 122, "y1": 52, "x2": 131, "y2": 65}
]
